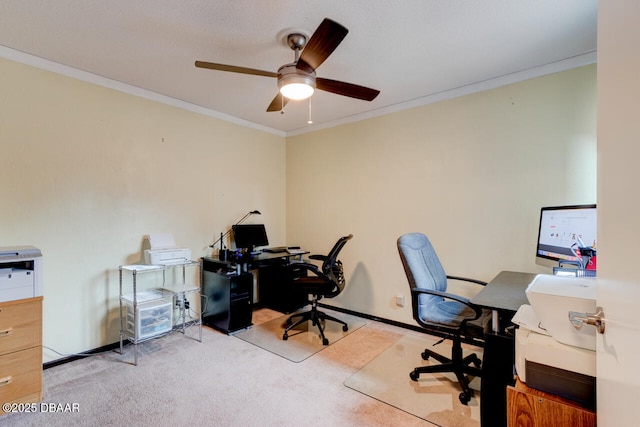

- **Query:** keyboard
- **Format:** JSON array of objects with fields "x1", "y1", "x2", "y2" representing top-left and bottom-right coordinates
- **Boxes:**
[
  {"x1": 262, "y1": 246, "x2": 288, "y2": 253},
  {"x1": 286, "y1": 248, "x2": 305, "y2": 255}
]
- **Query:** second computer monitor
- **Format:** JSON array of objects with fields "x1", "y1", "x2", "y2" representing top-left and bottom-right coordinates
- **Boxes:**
[{"x1": 535, "y1": 204, "x2": 597, "y2": 263}]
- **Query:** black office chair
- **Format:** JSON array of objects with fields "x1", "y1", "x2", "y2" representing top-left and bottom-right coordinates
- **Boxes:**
[
  {"x1": 397, "y1": 232, "x2": 491, "y2": 404},
  {"x1": 282, "y1": 234, "x2": 353, "y2": 345}
]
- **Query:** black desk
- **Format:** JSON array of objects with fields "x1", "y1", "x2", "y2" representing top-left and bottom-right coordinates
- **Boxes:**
[
  {"x1": 250, "y1": 251, "x2": 309, "y2": 313},
  {"x1": 471, "y1": 271, "x2": 537, "y2": 427},
  {"x1": 211, "y1": 250, "x2": 306, "y2": 268},
  {"x1": 200, "y1": 252, "x2": 309, "y2": 333},
  {"x1": 473, "y1": 271, "x2": 535, "y2": 332}
]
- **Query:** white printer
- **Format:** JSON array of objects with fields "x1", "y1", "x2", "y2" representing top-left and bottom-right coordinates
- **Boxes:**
[
  {"x1": 513, "y1": 274, "x2": 596, "y2": 409},
  {"x1": 0, "y1": 245, "x2": 43, "y2": 302},
  {"x1": 143, "y1": 234, "x2": 192, "y2": 266}
]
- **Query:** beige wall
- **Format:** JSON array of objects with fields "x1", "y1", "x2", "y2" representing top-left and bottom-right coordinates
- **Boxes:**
[
  {"x1": 1, "y1": 56, "x2": 597, "y2": 361},
  {"x1": 286, "y1": 65, "x2": 597, "y2": 325},
  {"x1": 0, "y1": 58, "x2": 286, "y2": 362}
]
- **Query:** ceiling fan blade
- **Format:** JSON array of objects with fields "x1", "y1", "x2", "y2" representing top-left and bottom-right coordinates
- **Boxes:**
[
  {"x1": 296, "y1": 18, "x2": 348, "y2": 73},
  {"x1": 316, "y1": 77, "x2": 380, "y2": 101},
  {"x1": 267, "y1": 92, "x2": 289, "y2": 112},
  {"x1": 195, "y1": 61, "x2": 277, "y2": 78}
]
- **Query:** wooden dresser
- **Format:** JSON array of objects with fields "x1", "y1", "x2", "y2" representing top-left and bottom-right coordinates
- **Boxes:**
[
  {"x1": 507, "y1": 378, "x2": 596, "y2": 427},
  {"x1": 0, "y1": 296, "x2": 43, "y2": 414}
]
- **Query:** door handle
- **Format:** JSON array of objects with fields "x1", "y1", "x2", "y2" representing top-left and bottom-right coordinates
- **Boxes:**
[{"x1": 569, "y1": 306, "x2": 605, "y2": 334}]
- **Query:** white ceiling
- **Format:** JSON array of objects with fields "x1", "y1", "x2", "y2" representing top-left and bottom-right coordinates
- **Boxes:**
[{"x1": 0, "y1": 1, "x2": 597, "y2": 136}]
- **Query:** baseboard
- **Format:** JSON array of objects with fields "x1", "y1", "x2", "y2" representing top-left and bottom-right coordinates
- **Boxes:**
[
  {"x1": 44, "y1": 305, "x2": 479, "y2": 370},
  {"x1": 317, "y1": 303, "x2": 427, "y2": 334},
  {"x1": 318, "y1": 303, "x2": 485, "y2": 347},
  {"x1": 43, "y1": 341, "x2": 124, "y2": 370}
]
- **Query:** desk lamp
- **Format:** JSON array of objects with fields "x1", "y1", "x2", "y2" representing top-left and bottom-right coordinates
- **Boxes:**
[{"x1": 210, "y1": 210, "x2": 261, "y2": 260}]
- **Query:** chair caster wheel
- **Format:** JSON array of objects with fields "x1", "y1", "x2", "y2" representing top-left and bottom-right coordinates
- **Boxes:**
[
  {"x1": 322, "y1": 338, "x2": 329, "y2": 346},
  {"x1": 409, "y1": 370, "x2": 420, "y2": 381},
  {"x1": 421, "y1": 351, "x2": 430, "y2": 360},
  {"x1": 459, "y1": 391, "x2": 471, "y2": 405},
  {"x1": 283, "y1": 333, "x2": 288, "y2": 341},
  {"x1": 342, "y1": 325, "x2": 348, "y2": 332}
]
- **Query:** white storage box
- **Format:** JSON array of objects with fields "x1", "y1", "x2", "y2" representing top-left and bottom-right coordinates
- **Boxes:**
[
  {"x1": 525, "y1": 274, "x2": 596, "y2": 350},
  {"x1": 124, "y1": 290, "x2": 173, "y2": 340}
]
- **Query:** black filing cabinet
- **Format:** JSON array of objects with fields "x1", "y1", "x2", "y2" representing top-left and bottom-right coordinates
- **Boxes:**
[{"x1": 201, "y1": 259, "x2": 253, "y2": 334}]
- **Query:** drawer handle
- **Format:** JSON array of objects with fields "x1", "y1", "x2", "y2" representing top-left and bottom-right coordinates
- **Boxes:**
[
  {"x1": 0, "y1": 327, "x2": 13, "y2": 337},
  {"x1": 0, "y1": 376, "x2": 12, "y2": 387}
]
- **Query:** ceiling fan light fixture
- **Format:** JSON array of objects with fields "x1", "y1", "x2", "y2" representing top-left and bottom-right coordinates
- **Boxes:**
[
  {"x1": 280, "y1": 82, "x2": 314, "y2": 100},
  {"x1": 277, "y1": 64, "x2": 316, "y2": 100}
]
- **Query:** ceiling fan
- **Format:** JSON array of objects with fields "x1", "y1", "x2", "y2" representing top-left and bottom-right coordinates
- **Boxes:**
[{"x1": 195, "y1": 18, "x2": 380, "y2": 112}]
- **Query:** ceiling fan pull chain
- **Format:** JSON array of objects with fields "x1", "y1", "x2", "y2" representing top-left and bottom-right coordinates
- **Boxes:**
[
  {"x1": 308, "y1": 98, "x2": 313, "y2": 124},
  {"x1": 280, "y1": 93, "x2": 285, "y2": 114}
]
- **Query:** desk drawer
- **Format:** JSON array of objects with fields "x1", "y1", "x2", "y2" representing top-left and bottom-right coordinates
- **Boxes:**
[
  {"x1": 0, "y1": 297, "x2": 43, "y2": 356},
  {"x1": 0, "y1": 346, "x2": 43, "y2": 410}
]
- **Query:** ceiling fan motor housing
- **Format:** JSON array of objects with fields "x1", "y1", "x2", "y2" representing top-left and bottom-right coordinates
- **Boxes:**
[{"x1": 277, "y1": 63, "x2": 316, "y2": 99}]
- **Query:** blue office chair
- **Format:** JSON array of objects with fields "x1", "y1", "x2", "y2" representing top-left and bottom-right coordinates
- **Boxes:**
[
  {"x1": 397, "y1": 232, "x2": 491, "y2": 404},
  {"x1": 283, "y1": 234, "x2": 353, "y2": 345}
]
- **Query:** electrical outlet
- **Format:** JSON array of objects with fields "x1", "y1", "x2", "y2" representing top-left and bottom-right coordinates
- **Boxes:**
[{"x1": 396, "y1": 294, "x2": 405, "y2": 307}]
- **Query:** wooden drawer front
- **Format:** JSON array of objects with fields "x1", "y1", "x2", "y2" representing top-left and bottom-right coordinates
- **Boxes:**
[
  {"x1": 0, "y1": 346, "x2": 42, "y2": 407},
  {"x1": 507, "y1": 381, "x2": 596, "y2": 427},
  {"x1": 0, "y1": 297, "x2": 42, "y2": 356}
]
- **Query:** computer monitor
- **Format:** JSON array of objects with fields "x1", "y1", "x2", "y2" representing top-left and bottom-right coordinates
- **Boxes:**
[
  {"x1": 232, "y1": 224, "x2": 269, "y2": 251},
  {"x1": 535, "y1": 204, "x2": 597, "y2": 263}
]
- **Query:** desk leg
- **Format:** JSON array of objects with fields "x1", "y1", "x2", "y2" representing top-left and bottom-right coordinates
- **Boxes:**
[
  {"x1": 491, "y1": 309, "x2": 500, "y2": 333},
  {"x1": 480, "y1": 332, "x2": 515, "y2": 427}
]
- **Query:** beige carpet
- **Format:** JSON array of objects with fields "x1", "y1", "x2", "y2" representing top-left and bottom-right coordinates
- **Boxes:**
[
  {"x1": 3, "y1": 317, "x2": 434, "y2": 427},
  {"x1": 3, "y1": 309, "x2": 479, "y2": 426},
  {"x1": 344, "y1": 334, "x2": 482, "y2": 427},
  {"x1": 234, "y1": 310, "x2": 366, "y2": 362}
]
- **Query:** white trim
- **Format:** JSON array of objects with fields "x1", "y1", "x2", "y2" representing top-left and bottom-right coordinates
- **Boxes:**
[
  {"x1": 1, "y1": 45, "x2": 595, "y2": 138},
  {"x1": 287, "y1": 51, "x2": 597, "y2": 136},
  {"x1": 0, "y1": 45, "x2": 285, "y2": 137}
]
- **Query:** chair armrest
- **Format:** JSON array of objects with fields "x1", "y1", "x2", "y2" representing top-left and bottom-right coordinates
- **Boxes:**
[
  {"x1": 446, "y1": 275, "x2": 487, "y2": 286},
  {"x1": 288, "y1": 261, "x2": 323, "y2": 277},
  {"x1": 411, "y1": 287, "x2": 483, "y2": 320},
  {"x1": 411, "y1": 287, "x2": 471, "y2": 304},
  {"x1": 308, "y1": 254, "x2": 327, "y2": 261}
]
